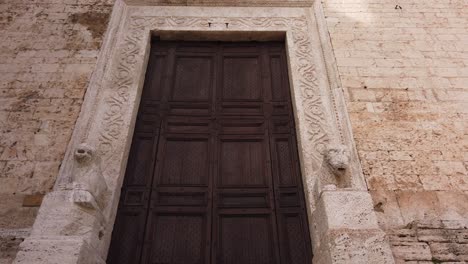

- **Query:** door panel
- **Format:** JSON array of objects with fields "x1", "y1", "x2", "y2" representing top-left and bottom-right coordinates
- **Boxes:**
[
  {"x1": 222, "y1": 56, "x2": 262, "y2": 101},
  {"x1": 107, "y1": 41, "x2": 312, "y2": 264},
  {"x1": 107, "y1": 208, "x2": 147, "y2": 264},
  {"x1": 277, "y1": 210, "x2": 311, "y2": 264},
  {"x1": 172, "y1": 56, "x2": 213, "y2": 101},
  {"x1": 141, "y1": 212, "x2": 209, "y2": 264},
  {"x1": 217, "y1": 213, "x2": 277, "y2": 264},
  {"x1": 158, "y1": 137, "x2": 209, "y2": 186},
  {"x1": 218, "y1": 138, "x2": 266, "y2": 187}
]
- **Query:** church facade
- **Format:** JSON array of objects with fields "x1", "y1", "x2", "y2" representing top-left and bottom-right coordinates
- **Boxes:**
[{"x1": 0, "y1": 0, "x2": 467, "y2": 263}]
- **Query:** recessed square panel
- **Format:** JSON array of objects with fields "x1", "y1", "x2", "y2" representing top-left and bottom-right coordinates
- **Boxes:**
[
  {"x1": 172, "y1": 57, "x2": 212, "y2": 101},
  {"x1": 219, "y1": 139, "x2": 265, "y2": 186},
  {"x1": 279, "y1": 212, "x2": 310, "y2": 264},
  {"x1": 149, "y1": 214, "x2": 206, "y2": 264},
  {"x1": 223, "y1": 57, "x2": 261, "y2": 100},
  {"x1": 219, "y1": 215, "x2": 275, "y2": 264},
  {"x1": 107, "y1": 208, "x2": 146, "y2": 263},
  {"x1": 160, "y1": 139, "x2": 208, "y2": 185}
]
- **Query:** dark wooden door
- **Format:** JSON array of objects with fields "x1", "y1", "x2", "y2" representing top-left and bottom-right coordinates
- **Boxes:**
[{"x1": 107, "y1": 41, "x2": 312, "y2": 264}]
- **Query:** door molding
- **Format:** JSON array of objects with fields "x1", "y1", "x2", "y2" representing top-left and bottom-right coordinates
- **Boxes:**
[{"x1": 13, "y1": 2, "x2": 395, "y2": 264}]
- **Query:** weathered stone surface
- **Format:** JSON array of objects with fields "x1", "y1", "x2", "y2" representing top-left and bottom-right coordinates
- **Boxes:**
[
  {"x1": 14, "y1": 237, "x2": 105, "y2": 264},
  {"x1": 430, "y1": 242, "x2": 468, "y2": 262},
  {"x1": 370, "y1": 190, "x2": 404, "y2": 229},
  {"x1": 0, "y1": 194, "x2": 37, "y2": 229},
  {"x1": 22, "y1": 191, "x2": 105, "y2": 256},
  {"x1": 315, "y1": 190, "x2": 379, "y2": 232},
  {"x1": 314, "y1": 229, "x2": 394, "y2": 264},
  {"x1": 0, "y1": 0, "x2": 113, "y2": 260},
  {"x1": 0, "y1": 195, "x2": 37, "y2": 262},
  {"x1": 436, "y1": 192, "x2": 468, "y2": 221},
  {"x1": 0, "y1": 229, "x2": 29, "y2": 264},
  {"x1": 396, "y1": 191, "x2": 441, "y2": 224},
  {"x1": 0, "y1": 0, "x2": 113, "y2": 196},
  {"x1": 0, "y1": 237, "x2": 21, "y2": 264},
  {"x1": 323, "y1": 0, "x2": 468, "y2": 190},
  {"x1": 311, "y1": 190, "x2": 394, "y2": 263},
  {"x1": 391, "y1": 242, "x2": 432, "y2": 261},
  {"x1": 389, "y1": 221, "x2": 468, "y2": 263},
  {"x1": 324, "y1": 0, "x2": 468, "y2": 262}
]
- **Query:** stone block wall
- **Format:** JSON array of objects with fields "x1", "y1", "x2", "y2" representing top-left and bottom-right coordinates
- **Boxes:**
[
  {"x1": 0, "y1": 0, "x2": 113, "y2": 263},
  {"x1": 323, "y1": 0, "x2": 468, "y2": 262}
]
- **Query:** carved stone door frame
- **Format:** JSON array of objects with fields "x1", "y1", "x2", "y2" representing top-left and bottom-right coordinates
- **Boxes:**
[{"x1": 13, "y1": 1, "x2": 395, "y2": 263}]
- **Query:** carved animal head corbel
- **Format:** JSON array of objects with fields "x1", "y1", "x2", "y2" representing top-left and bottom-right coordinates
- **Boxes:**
[
  {"x1": 72, "y1": 143, "x2": 108, "y2": 211},
  {"x1": 325, "y1": 144, "x2": 350, "y2": 174},
  {"x1": 74, "y1": 143, "x2": 95, "y2": 165}
]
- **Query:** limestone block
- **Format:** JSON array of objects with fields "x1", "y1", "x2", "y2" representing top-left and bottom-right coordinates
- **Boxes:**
[
  {"x1": 429, "y1": 242, "x2": 468, "y2": 262},
  {"x1": 311, "y1": 190, "x2": 382, "y2": 257},
  {"x1": 396, "y1": 191, "x2": 441, "y2": 225},
  {"x1": 391, "y1": 242, "x2": 432, "y2": 261},
  {"x1": 370, "y1": 190, "x2": 404, "y2": 229},
  {"x1": 417, "y1": 229, "x2": 459, "y2": 243},
  {"x1": 314, "y1": 190, "x2": 379, "y2": 233},
  {"x1": 13, "y1": 237, "x2": 105, "y2": 264},
  {"x1": 416, "y1": 219, "x2": 468, "y2": 230},
  {"x1": 314, "y1": 229, "x2": 395, "y2": 264},
  {"x1": 0, "y1": 229, "x2": 29, "y2": 264},
  {"x1": 436, "y1": 191, "x2": 468, "y2": 221},
  {"x1": 0, "y1": 194, "x2": 38, "y2": 229},
  {"x1": 388, "y1": 228, "x2": 418, "y2": 243}
]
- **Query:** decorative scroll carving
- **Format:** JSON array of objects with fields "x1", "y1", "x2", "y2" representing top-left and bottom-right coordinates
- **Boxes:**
[
  {"x1": 97, "y1": 15, "x2": 332, "y2": 176},
  {"x1": 72, "y1": 143, "x2": 108, "y2": 210}
]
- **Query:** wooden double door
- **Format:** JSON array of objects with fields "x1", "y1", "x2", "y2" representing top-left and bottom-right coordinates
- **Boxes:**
[{"x1": 107, "y1": 41, "x2": 312, "y2": 264}]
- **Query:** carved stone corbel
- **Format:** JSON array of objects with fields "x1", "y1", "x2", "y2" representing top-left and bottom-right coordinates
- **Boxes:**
[
  {"x1": 325, "y1": 144, "x2": 350, "y2": 175},
  {"x1": 71, "y1": 143, "x2": 108, "y2": 210},
  {"x1": 313, "y1": 144, "x2": 351, "y2": 197}
]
